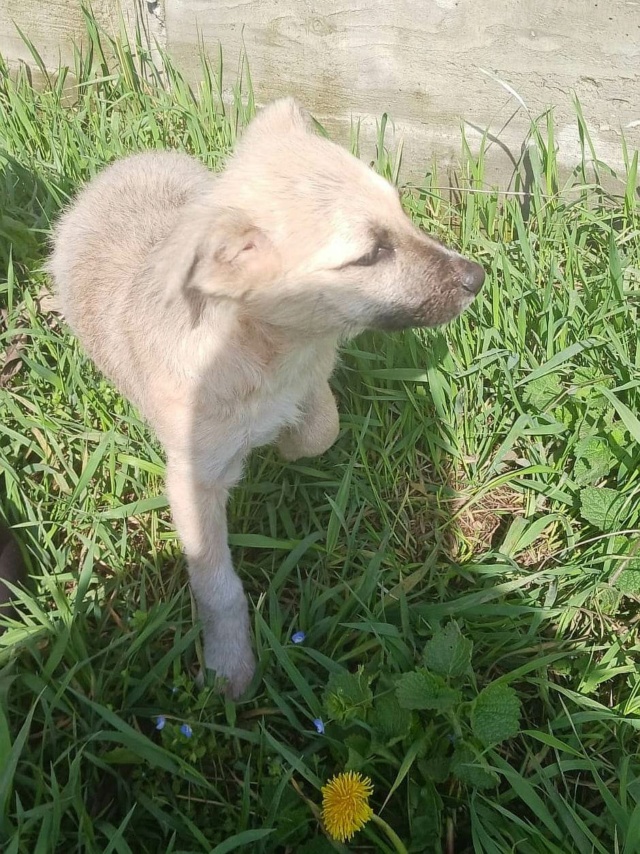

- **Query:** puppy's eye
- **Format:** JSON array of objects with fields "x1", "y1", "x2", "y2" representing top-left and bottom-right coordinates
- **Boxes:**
[{"x1": 352, "y1": 244, "x2": 392, "y2": 267}]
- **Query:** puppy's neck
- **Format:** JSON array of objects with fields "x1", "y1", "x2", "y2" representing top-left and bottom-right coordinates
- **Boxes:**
[{"x1": 239, "y1": 314, "x2": 321, "y2": 372}]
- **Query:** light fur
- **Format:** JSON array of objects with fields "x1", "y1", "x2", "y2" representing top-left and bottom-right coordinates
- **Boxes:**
[{"x1": 48, "y1": 98, "x2": 484, "y2": 698}]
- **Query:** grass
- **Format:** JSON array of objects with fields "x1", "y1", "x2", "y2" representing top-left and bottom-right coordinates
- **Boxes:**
[{"x1": 1, "y1": 12, "x2": 640, "y2": 854}]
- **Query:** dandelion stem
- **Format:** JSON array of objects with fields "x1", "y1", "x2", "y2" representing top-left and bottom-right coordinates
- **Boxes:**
[{"x1": 371, "y1": 814, "x2": 408, "y2": 854}]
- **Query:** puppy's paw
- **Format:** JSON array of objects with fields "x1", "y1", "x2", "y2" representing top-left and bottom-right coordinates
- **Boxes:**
[
  {"x1": 278, "y1": 417, "x2": 339, "y2": 461},
  {"x1": 277, "y1": 437, "x2": 306, "y2": 462},
  {"x1": 278, "y1": 384, "x2": 340, "y2": 461},
  {"x1": 201, "y1": 633, "x2": 257, "y2": 700}
]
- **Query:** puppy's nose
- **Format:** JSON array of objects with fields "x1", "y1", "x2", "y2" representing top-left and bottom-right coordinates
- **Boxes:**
[{"x1": 459, "y1": 260, "x2": 485, "y2": 295}]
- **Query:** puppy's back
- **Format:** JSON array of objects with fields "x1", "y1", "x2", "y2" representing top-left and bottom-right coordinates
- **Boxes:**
[{"x1": 48, "y1": 150, "x2": 210, "y2": 387}]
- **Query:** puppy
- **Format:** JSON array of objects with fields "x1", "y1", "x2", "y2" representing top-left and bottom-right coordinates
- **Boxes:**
[{"x1": 49, "y1": 98, "x2": 484, "y2": 698}]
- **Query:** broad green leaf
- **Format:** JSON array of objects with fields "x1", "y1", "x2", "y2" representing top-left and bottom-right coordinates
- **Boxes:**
[
  {"x1": 595, "y1": 585, "x2": 622, "y2": 615},
  {"x1": 421, "y1": 755, "x2": 451, "y2": 783},
  {"x1": 617, "y1": 570, "x2": 640, "y2": 596},
  {"x1": 323, "y1": 666, "x2": 373, "y2": 723},
  {"x1": 395, "y1": 670, "x2": 461, "y2": 712},
  {"x1": 451, "y1": 743, "x2": 499, "y2": 790},
  {"x1": 579, "y1": 487, "x2": 626, "y2": 531},
  {"x1": 612, "y1": 538, "x2": 640, "y2": 596},
  {"x1": 573, "y1": 436, "x2": 614, "y2": 485},
  {"x1": 423, "y1": 621, "x2": 473, "y2": 680},
  {"x1": 344, "y1": 734, "x2": 370, "y2": 772},
  {"x1": 522, "y1": 374, "x2": 562, "y2": 411},
  {"x1": 370, "y1": 691, "x2": 413, "y2": 741},
  {"x1": 471, "y1": 682, "x2": 521, "y2": 746}
]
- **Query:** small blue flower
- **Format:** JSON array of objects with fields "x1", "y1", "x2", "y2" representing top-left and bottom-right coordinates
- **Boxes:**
[
  {"x1": 291, "y1": 631, "x2": 306, "y2": 644},
  {"x1": 180, "y1": 723, "x2": 193, "y2": 738},
  {"x1": 155, "y1": 715, "x2": 166, "y2": 730},
  {"x1": 171, "y1": 686, "x2": 178, "y2": 695},
  {"x1": 313, "y1": 718, "x2": 325, "y2": 735}
]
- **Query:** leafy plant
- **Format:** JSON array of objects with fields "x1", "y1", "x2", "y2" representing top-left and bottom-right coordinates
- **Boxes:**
[{"x1": 318, "y1": 620, "x2": 522, "y2": 847}]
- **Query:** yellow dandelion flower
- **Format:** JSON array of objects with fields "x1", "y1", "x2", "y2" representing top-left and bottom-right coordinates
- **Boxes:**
[{"x1": 321, "y1": 771, "x2": 374, "y2": 842}]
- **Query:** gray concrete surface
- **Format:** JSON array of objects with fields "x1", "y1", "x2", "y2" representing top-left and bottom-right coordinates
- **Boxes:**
[{"x1": 1, "y1": 0, "x2": 639, "y2": 184}]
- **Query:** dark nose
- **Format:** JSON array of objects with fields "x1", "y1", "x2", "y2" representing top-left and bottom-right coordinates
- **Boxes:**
[{"x1": 459, "y1": 260, "x2": 485, "y2": 295}]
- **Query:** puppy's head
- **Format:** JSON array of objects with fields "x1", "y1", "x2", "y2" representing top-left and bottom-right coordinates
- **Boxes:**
[{"x1": 163, "y1": 98, "x2": 484, "y2": 336}]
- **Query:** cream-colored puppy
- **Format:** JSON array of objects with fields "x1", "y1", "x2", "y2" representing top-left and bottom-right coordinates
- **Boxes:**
[{"x1": 49, "y1": 99, "x2": 484, "y2": 698}]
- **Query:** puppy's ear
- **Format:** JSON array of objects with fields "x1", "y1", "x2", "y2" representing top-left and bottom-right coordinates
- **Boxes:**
[
  {"x1": 157, "y1": 205, "x2": 280, "y2": 304},
  {"x1": 197, "y1": 208, "x2": 281, "y2": 300},
  {"x1": 238, "y1": 98, "x2": 313, "y2": 147}
]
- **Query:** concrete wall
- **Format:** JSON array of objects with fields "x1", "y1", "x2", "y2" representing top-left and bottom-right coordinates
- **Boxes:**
[{"x1": 1, "y1": 0, "x2": 639, "y2": 183}]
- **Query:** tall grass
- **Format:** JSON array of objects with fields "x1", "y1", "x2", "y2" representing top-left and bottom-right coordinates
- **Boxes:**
[{"x1": 1, "y1": 11, "x2": 640, "y2": 853}]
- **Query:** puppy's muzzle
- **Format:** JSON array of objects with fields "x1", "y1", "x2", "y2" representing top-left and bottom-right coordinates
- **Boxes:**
[
  {"x1": 371, "y1": 253, "x2": 485, "y2": 332},
  {"x1": 456, "y1": 258, "x2": 485, "y2": 295}
]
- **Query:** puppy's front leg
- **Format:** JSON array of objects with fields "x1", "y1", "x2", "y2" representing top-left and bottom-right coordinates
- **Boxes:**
[
  {"x1": 166, "y1": 455, "x2": 255, "y2": 699},
  {"x1": 278, "y1": 381, "x2": 340, "y2": 461}
]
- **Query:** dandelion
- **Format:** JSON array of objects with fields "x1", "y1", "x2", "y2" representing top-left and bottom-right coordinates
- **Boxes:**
[
  {"x1": 155, "y1": 716, "x2": 166, "y2": 730},
  {"x1": 291, "y1": 630, "x2": 306, "y2": 644},
  {"x1": 321, "y1": 771, "x2": 374, "y2": 842},
  {"x1": 180, "y1": 723, "x2": 193, "y2": 738},
  {"x1": 318, "y1": 772, "x2": 409, "y2": 852},
  {"x1": 313, "y1": 718, "x2": 325, "y2": 734}
]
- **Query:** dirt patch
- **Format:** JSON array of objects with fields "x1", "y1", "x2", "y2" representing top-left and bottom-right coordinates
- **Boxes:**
[
  {"x1": 405, "y1": 461, "x2": 551, "y2": 563},
  {"x1": 450, "y1": 481, "x2": 525, "y2": 558}
]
